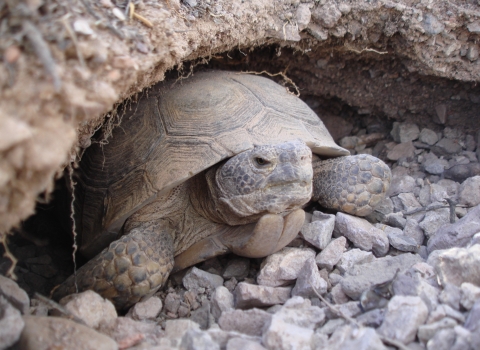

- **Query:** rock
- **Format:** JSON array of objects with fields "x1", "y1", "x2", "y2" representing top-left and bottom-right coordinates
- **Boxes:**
[
  {"x1": 391, "y1": 122, "x2": 420, "y2": 143},
  {"x1": 317, "y1": 318, "x2": 346, "y2": 335},
  {"x1": 59, "y1": 290, "x2": 117, "y2": 329},
  {"x1": 385, "y1": 225, "x2": 419, "y2": 252},
  {"x1": 190, "y1": 300, "x2": 212, "y2": 330},
  {"x1": 262, "y1": 297, "x2": 325, "y2": 350},
  {"x1": 334, "y1": 212, "x2": 389, "y2": 256},
  {"x1": 226, "y1": 337, "x2": 266, "y2": 350},
  {"x1": 330, "y1": 283, "x2": 349, "y2": 304},
  {"x1": 403, "y1": 219, "x2": 425, "y2": 245},
  {"x1": 458, "y1": 176, "x2": 480, "y2": 207},
  {"x1": 423, "y1": 13, "x2": 445, "y2": 35},
  {"x1": 427, "y1": 204, "x2": 480, "y2": 252},
  {"x1": 439, "y1": 283, "x2": 462, "y2": 310},
  {"x1": 388, "y1": 174, "x2": 416, "y2": 196},
  {"x1": 392, "y1": 268, "x2": 440, "y2": 311},
  {"x1": 223, "y1": 258, "x2": 250, "y2": 280},
  {"x1": 180, "y1": 329, "x2": 220, "y2": 350},
  {"x1": 295, "y1": 4, "x2": 311, "y2": 31},
  {"x1": 397, "y1": 192, "x2": 422, "y2": 212},
  {"x1": 100, "y1": 316, "x2": 163, "y2": 347},
  {"x1": 387, "y1": 141, "x2": 415, "y2": 161},
  {"x1": 378, "y1": 296, "x2": 429, "y2": 344},
  {"x1": 211, "y1": 286, "x2": 234, "y2": 321},
  {"x1": 219, "y1": 308, "x2": 271, "y2": 336},
  {"x1": 315, "y1": 236, "x2": 346, "y2": 270},
  {"x1": 324, "y1": 300, "x2": 362, "y2": 319},
  {"x1": 432, "y1": 138, "x2": 463, "y2": 156},
  {"x1": 336, "y1": 249, "x2": 375, "y2": 274},
  {"x1": 444, "y1": 163, "x2": 480, "y2": 183},
  {"x1": 420, "y1": 128, "x2": 439, "y2": 145},
  {"x1": 464, "y1": 299, "x2": 480, "y2": 333},
  {"x1": 164, "y1": 292, "x2": 181, "y2": 314},
  {"x1": 452, "y1": 326, "x2": 474, "y2": 350},
  {"x1": 233, "y1": 282, "x2": 291, "y2": 309},
  {"x1": 299, "y1": 211, "x2": 335, "y2": 250},
  {"x1": 327, "y1": 325, "x2": 387, "y2": 350},
  {"x1": 126, "y1": 296, "x2": 162, "y2": 321},
  {"x1": 460, "y1": 282, "x2": 480, "y2": 310},
  {"x1": 428, "y1": 245, "x2": 480, "y2": 287},
  {"x1": 419, "y1": 207, "x2": 451, "y2": 239},
  {"x1": 164, "y1": 319, "x2": 200, "y2": 348},
  {"x1": 0, "y1": 296, "x2": 24, "y2": 350},
  {"x1": 356, "y1": 308, "x2": 385, "y2": 328},
  {"x1": 183, "y1": 267, "x2": 224, "y2": 291},
  {"x1": 426, "y1": 328, "x2": 456, "y2": 349},
  {"x1": 257, "y1": 247, "x2": 316, "y2": 287},
  {"x1": 17, "y1": 316, "x2": 117, "y2": 350},
  {"x1": 384, "y1": 212, "x2": 407, "y2": 228},
  {"x1": 0, "y1": 275, "x2": 29, "y2": 315},
  {"x1": 341, "y1": 253, "x2": 422, "y2": 300},
  {"x1": 311, "y1": 3, "x2": 342, "y2": 28},
  {"x1": 291, "y1": 258, "x2": 327, "y2": 298},
  {"x1": 417, "y1": 317, "x2": 458, "y2": 343},
  {"x1": 423, "y1": 152, "x2": 449, "y2": 175}
]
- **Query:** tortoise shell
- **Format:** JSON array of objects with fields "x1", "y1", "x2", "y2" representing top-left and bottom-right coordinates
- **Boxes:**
[{"x1": 77, "y1": 71, "x2": 349, "y2": 258}]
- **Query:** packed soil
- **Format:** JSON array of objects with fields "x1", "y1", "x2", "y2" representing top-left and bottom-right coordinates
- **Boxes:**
[{"x1": 1, "y1": 0, "x2": 480, "y2": 269}]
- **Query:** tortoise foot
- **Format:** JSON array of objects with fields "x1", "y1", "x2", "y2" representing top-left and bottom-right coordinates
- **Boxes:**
[
  {"x1": 52, "y1": 226, "x2": 174, "y2": 310},
  {"x1": 312, "y1": 154, "x2": 391, "y2": 217}
]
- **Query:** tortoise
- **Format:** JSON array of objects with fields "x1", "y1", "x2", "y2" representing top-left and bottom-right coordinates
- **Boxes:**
[{"x1": 53, "y1": 71, "x2": 391, "y2": 309}]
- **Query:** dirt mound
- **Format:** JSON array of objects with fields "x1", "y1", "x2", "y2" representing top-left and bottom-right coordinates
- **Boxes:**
[{"x1": 1, "y1": 0, "x2": 480, "y2": 246}]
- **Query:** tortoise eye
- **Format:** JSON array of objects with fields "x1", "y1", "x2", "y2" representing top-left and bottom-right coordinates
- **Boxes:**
[{"x1": 255, "y1": 157, "x2": 269, "y2": 166}]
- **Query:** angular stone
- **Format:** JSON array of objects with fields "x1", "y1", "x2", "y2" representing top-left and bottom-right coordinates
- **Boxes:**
[
  {"x1": 183, "y1": 267, "x2": 224, "y2": 291},
  {"x1": 439, "y1": 283, "x2": 462, "y2": 310},
  {"x1": 324, "y1": 300, "x2": 362, "y2": 319},
  {"x1": 417, "y1": 317, "x2": 458, "y2": 343},
  {"x1": 334, "y1": 213, "x2": 389, "y2": 256},
  {"x1": 423, "y1": 13, "x2": 445, "y2": 35},
  {"x1": 226, "y1": 337, "x2": 266, "y2": 350},
  {"x1": 426, "y1": 328, "x2": 456, "y2": 349},
  {"x1": 391, "y1": 122, "x2": 420, "y2": 143},
  {"x1": 219, "y1": 308, "x2": 271, "y2": 337},
  {"x1": 356, "y1": 308, "x2": 385, "y2": 328},
  {"x1": 387, "y1": 174, "x2": 416, "y2": 196},
  {"x1": 311, "y1": 3, "x2": 341, "y2": 28},
  {"x1": 327, "y1": 325, "x2": 387, "y2": 350},
  {"x1": 300, "y1": 211, "x2": 335, "y2": 250},
  {"x1": 257, "y1": 247, "x2": 316, "y2": 287},
  {"x1": 315, "y1": 236, "x2": 346, "y2": 270},
  {"x1": 384, "y1": 225, "x2": 419, "y2": 252},
  {"x1": 336, "y1": 249, "x2": 375, "y2": 274},
  {"x1": 125, "y1": 296, "x2": 162, "y2": 322},
  {"x1": 427, "y1": 204, "x2": 480, "y2": 253},
  {"x1": 392, "y1": 270, "x2": 440, "y2": 312},
  {"x1": 432, "y1": 138, "x2": 463, "y2": 156},
  {"x1": 387, "y1": 141, "x2": 415, "y2": 161},
  {"x1": 223, "y1": 258, "x2": 250, "y2": 280},
  {"x1": 180, "y1": 329, "x2": 220, "y2": 350},
  {"x1": 330, "y1": 283, "x2": 349, "y2": 304},
  {"x1": 0, "y1": 275, "x2": 29, "y2": 315},
  {"x1": 99, "y1": 316, "x2": 163, "y2": 346},
  {"x1": 0, "y1": 296, "x2": 24, "y2": 350},
  {"x1": 341, "y1": 253, "x2": 422, "y2": 300},
  {"x1": 428, "y1": 245, "x2": 480, "y2": 287},
  {"x1": 378, "y1": 296, "x2": 428, "y2": 344},
  {"x1": 317, "y1": 318, "x2": 346, "y2": 335},
  {"x1": 262, "y1": 297, "x2": 324, "y2": 350},
  {"x1": 403, "y1": 219, "x2": 425, "y2": 245},
  {"x1": 464, "y1": 299, "x2": 480, "y2": 334},
  {"x1": 461, "y1": 282, "x2": 480, "y2": 310},
  {"x1": 420, "y1": 128, "x2": 439, "y2": 145},
  {"x1": 234, "y1": 282, "x2": 291, "y2": 309},
  {"x1": 18, "y1": 316, "x2": 117, "y2": 350},
  {"x1": 59, "y1": 290, "x2": 117, "y2": 329},
  {"x1": 423, "y1": 152, "x2": 449, "y2": 175},
  {"x1": 292, "y1": 258, "x2": 327, "y2": 298},
  {"x1": 164, "y1": 319, "x2": 200, "y2": 348},
  {"x1": 419, "y1": 208, "x2": 451, "y2": 239},
  {"x1": 211, "y1": 286, "x2": 234, "y2": 321},
  {"x1": 458, "y1": 176, "x2": 480, "y2": 207},
  {"x1": 444, "y1": 163, "x2": 480, "y2": 183}
]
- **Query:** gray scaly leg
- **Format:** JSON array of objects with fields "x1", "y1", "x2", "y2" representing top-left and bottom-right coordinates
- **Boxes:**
[
  {"x1": 53, "y1": 221, "x2": 174, "y2": 310},
  {"x1": 312, "y1": 154, "x2": 391, "y2": 217}
]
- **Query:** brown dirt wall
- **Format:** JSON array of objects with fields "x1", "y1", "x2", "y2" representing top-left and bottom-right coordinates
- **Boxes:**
[{"x1": 1, "y1": 0, "x2": 480, "y2": 245}]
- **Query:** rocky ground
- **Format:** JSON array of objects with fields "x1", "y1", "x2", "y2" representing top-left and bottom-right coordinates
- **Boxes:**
[{"x1": 1, "y1": 116, "x2": 480, "y2": 349}]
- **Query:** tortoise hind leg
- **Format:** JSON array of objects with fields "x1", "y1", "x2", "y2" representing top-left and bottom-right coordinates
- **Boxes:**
[
  {"x1": 52, "y1": 221, "x2": 174, "y2": 310},
  {"x1": 312, "y1": 154, "x2": 391, "y2": 217}
]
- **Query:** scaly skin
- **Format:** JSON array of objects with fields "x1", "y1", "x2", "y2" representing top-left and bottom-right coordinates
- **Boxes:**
[{"x1": 312, "y1": 154, "x2": 391, "y2": 217}]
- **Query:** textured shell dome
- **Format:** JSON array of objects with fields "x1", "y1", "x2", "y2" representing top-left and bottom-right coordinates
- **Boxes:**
[{"x1": 77, "y1": 71, "x2": 349, "y2": 257}]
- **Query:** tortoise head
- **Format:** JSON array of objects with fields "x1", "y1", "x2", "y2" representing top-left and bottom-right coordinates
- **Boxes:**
[{"x1": 212, "y1": 140, "x2": 313, "y2": 225}]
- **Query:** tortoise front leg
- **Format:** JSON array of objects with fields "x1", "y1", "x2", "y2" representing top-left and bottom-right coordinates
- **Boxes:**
[
  {"x1": 312, "y1": 154, "x2": 391, "y2": 217},
  {"x1": 52, "y1": 221, "x2": 174, "y2": 310},
  {"x1": 172, "y1": 209, "x2": 305, "y2": 273}
]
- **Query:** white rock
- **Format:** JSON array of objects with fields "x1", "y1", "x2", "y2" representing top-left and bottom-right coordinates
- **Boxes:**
[
  {"x1": 315, "y1": 236, "x2": 346, "y2": 270},
  {"x1": 59, "y1": 290, "x2": 117, "y2": 329},
  {"x1": 377, "y1": 296, "x2": 429, "y2": 344},
  {"x1": 126, "y1": 296, "x2": 162, "y2": 321},
  {"x1": 183, "y1": 267, "x2": 224, "y2": 291},
  {"x1": 461, "y1": 282, "x2": 480, "y2": 310},
  {"x1": 211, "y1": 286, "x2": 234, "y2": 321},
  {"x1": 336, "y1": 249, "x2": 375, "y2": 274},
  {"x1": 234, "y1": 282, "x2": 292, "y2": 309},
  {"x1": 300, "y1": 212, "x2": 335, "y2": 250},
  {"x1": 291, "y1": 258, "x2": 327, "y2": 298},
  {"x1": 219, "y1": 309, "x2": 271, "y2": 336}
]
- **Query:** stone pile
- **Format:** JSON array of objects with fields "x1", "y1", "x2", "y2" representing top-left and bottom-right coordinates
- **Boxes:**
[{"x1": 1, "y1": 122, "x2": 480, "y2": 350}]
